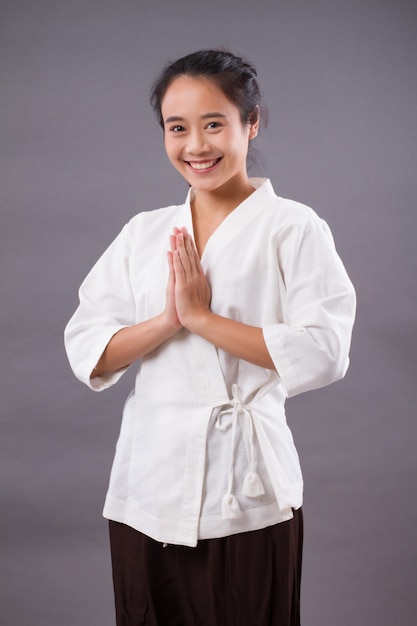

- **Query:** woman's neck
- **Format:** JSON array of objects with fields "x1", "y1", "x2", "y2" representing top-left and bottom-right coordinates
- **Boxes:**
[
  {"x1": 192, "y1": 178, "x2": 255, "y2": 218},
  {"x1": 190, "y1": 179, "x2": 255, "y2": 257}
]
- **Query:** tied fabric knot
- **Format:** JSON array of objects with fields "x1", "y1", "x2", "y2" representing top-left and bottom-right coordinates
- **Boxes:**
[
  {"x1": 214, "y1": 384, "x2": 265, "y2": 520},
  {"x1": 222, "y1": 494, "x2": 242, "y2": 519},
  {"x1": 242, "y1": 471, "x2": 265, "y2": 497}
]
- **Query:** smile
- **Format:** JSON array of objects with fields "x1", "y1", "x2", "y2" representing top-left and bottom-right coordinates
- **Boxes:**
[{"x1": 186, "y1": 158, "x2": 222, "y2": 171}]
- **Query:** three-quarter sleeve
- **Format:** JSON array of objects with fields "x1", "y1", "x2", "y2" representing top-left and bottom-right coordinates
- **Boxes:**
[
  {"x1": 64, "y1": 224, "x2": 136, "y2": 391},
  {"x1": 263, "y1": 214, "x2": 356, "y2": 397}
]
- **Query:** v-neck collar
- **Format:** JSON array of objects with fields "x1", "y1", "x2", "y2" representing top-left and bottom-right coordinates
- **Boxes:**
[{"x1": 183, "y1": 178, "x2": 274, "y2": 265}]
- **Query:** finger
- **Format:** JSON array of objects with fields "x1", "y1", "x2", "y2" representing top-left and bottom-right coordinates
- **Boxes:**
[
  {"x1": 173, "y1": 249, "x2": 186, "y2": 285},
  {"x1": 170, "y1": 226, "x2": 181, "y2": 250},
  {"x1": 167, "y1": 250, "x2": 175, "y2": 276},
  {"x1": 184, "y1": 232, "x2": 203, "y2": 275},
  {"x1": 182, "y1": 234, "x2": 200, "y2": 274},
  {"x1": 175, "y1": 232, "x2": 192, "y2": 276},
  {"x1": 169, "y1": 234, "x2": 176, "y2": 253},
  {"x1": 179, "y1": 227, "x2": 199, "y2": 261}
]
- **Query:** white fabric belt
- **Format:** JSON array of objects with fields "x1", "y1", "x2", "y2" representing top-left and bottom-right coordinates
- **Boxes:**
[{"x1": 214, "y1": 383, "x2": 271, "y2": 519}]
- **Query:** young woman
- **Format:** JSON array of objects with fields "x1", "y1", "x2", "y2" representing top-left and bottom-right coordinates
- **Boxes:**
[{"x1": 65, "y1": 49, "x2": 356, "y2": 626}]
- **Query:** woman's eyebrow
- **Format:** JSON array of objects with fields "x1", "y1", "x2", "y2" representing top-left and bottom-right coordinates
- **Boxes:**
[
  {"x1": 164, "y1": 112, "x2": 227, "y2": 124},
  {"x1": 164, "y1": 115, "x2": 185, "y2": 124},
  {"x1": 200, "y1": 112, "x2": 227, "y2": 119}
]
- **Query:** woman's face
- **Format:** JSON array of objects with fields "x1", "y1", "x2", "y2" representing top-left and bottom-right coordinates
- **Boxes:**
[{"x1": 161, "y1": 75, "x2": 258, "y2": 195}]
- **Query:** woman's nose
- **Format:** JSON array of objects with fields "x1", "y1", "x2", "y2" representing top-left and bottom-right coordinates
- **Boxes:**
[{"x1": 186, "y1": 130, "x2": 209, "y2": 154}]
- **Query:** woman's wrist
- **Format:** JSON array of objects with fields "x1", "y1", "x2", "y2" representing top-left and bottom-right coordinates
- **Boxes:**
[
  {"x1": 158, "y1": 310, "x2": 183, "y2": 338},
  {"x1": 181, "y1": 308, "x2": 211, "y2": 335}
]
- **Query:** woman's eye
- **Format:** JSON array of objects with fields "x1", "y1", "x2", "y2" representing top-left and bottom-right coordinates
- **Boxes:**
[
  {"x1": 170, "y1": 125, "x2": 184, "y2": 132},
  {"x1": 206, "y1": 122, "x2": 220, "y2": 129}
]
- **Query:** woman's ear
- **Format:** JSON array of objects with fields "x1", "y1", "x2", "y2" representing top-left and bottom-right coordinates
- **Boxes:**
[
  {"x1": 248, "y1": 105, "x2": 260, "y2": 140},
  {"x1": 249, "y1": 120, "x2": 259, "y2": 140}
]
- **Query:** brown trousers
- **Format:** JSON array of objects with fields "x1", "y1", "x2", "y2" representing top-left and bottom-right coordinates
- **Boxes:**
[{"x1": 109, "y1": 509, "x2": 303, "y2": 626}]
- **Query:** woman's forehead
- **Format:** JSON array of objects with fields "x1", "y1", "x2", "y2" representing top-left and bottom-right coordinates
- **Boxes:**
[{"x1": 161, "y1": 75, "x2": 235, "y2": 117}]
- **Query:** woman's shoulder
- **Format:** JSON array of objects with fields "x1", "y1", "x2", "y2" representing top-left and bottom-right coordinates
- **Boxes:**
[
  {"x1": 251, "y1": 181, "x2": 333, "y2": 251},
  {"x1": 124, "y1": 201, "x2": 187, "y2": 237},
  {"x1": 260, "y1": 180, "x2": 325, "y2": 230},
  {"x1": 274, "y1": 196, "x2": 319, "y2": 221}
]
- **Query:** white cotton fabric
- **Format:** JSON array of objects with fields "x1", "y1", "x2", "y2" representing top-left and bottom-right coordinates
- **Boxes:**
[{"x1": 64, "y1": 178, "x2": 356, "y2": 547}]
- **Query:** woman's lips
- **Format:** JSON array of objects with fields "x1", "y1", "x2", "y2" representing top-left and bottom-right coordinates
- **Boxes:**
[{"x1": 186, "y1": 158, "x2": 222, "y2": 172}]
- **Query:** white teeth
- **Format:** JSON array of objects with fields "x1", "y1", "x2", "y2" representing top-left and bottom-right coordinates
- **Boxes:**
[{"x1": 189, "y1": 159, "x2": 219, "y2": 170}]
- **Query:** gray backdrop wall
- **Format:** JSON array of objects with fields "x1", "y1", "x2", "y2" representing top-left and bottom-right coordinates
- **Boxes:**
[{"x1": 2, "y1": 1, "x2": 416, "y2": 624}]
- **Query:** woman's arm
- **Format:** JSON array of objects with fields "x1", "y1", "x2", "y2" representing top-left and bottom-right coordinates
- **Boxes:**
[
  {"x1": 184, "y1": 311, "x2": 275, "y2": 370},
  {"x1": 92, "y1": 239, "x2": 182, "y2": 378},
  {"x1": 91, "y1": 313, "x2": 180, "y2": 378},
  {"x1": 171, "y1": 228, "x2": 276, "y2": 371}
]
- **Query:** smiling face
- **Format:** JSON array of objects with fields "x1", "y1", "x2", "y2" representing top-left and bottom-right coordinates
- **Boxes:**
[{"x1": 161, "y1": 75, "x2": 259, "y2": 197}]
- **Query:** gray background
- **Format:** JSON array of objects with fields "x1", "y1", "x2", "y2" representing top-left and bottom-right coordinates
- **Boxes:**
[{"x1": 1, "y1": 0, "x2": 416, "y2": 624}]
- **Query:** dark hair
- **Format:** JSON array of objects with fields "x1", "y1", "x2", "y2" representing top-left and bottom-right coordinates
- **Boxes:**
[{"x1": 150, "y1": 49, "x2": 268, "y2": 130}]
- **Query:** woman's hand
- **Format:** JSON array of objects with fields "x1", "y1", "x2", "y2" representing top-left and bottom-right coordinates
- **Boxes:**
[
  {"x1": 167, "y1": 226, "x2": 275, "y2": 370},
  {"x1": 170, "y1": 227, "x2": 211, "y2": 330},
  {"x1": 165, "y1": 233, "x2": 183, "y2": 331}
]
